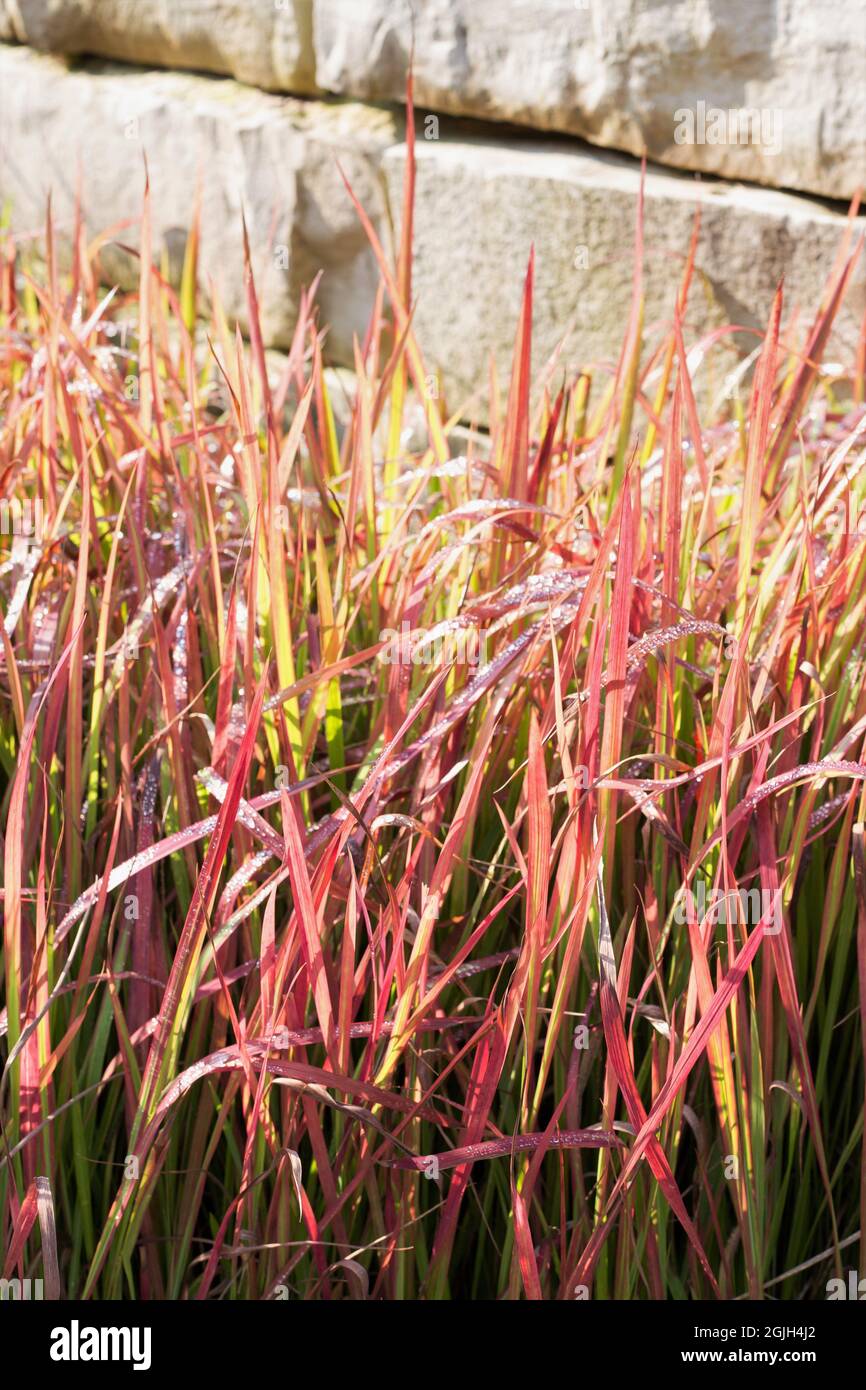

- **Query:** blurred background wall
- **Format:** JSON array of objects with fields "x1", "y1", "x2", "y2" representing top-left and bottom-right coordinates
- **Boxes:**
[{"x1": 1, "y1": 1, "x2": 863, "y2": 406}]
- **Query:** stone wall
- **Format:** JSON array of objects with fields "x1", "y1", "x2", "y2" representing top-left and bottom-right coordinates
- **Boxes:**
[
  {"x1": 0, "y1": 45, "x2": 394, "y2": 362},
  {"x1": 0, "y1": 1, "x2": 318, "y2": 95},
  {"x1": 3, "y1": 1, "x2": 864, "y2": 198},
  {"x1": 0, "y1": 4, "x2": 863, "y2": 408}
]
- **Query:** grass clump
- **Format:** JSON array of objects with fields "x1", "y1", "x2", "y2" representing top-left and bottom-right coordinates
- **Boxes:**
[{"x1": 1, "y1": 144, "x2": 866, "y2": 1301}]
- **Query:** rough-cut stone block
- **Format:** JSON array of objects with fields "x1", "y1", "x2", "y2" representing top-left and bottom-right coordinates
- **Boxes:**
[
  {"x1": 381, "y1": 132, "x2": 865, "y2": 412},
  {"x1": 1, "y1": 0, "x2": 318, "y2": 93},
  {"x1": 316, "y1": 0, "x2": 866, "y2": 201},
  {"x1": 0, "y1": 45, "x2": 397, "y2": 360}
]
